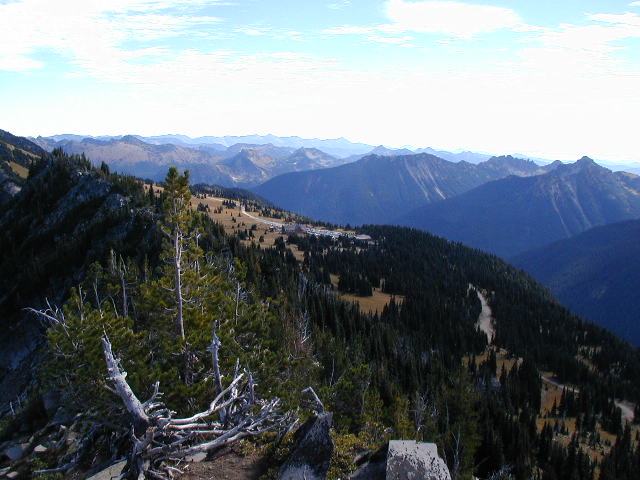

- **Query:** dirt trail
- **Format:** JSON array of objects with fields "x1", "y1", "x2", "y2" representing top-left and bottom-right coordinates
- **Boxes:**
[{"x1": 541, "y1": 375, "x2": 635, "y2": 422}]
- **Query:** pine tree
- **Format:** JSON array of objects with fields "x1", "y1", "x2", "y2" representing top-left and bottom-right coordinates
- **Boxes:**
[{"x1": 160, "y1": 166, "x2": 192, "y2": 340}]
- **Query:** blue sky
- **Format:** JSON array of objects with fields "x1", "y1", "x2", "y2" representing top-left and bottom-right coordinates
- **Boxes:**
[{"x1": 1, "y1": 0, "x2": 640, "y2": 161}]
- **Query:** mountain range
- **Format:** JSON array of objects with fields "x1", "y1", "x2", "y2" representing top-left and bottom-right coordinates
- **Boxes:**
[
  {"x1": 397, "y1": 157, "x2": 640, "y2": 257},
  {"x1": 21, "y1": 129, "x2": 640, "y2": 348},
  {"x1": 33, "y1": 135, "x2": 348, "y2": 188},
  {"x1": 254, "y1": 153, "x2": 551, "y2": 225}
]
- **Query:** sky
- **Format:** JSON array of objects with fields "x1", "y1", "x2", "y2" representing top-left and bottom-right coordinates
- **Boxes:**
[{"x1": 1, "y1": 0, "x2": 640, "y2": 161}]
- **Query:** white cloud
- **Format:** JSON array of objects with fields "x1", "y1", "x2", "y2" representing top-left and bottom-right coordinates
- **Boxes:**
[
  {"x1": 517, "y1": 13, "x2": 640, "y2": 76},
  {"x1": 590, "y1": 12, "x2": 640, "y2": 27},
  {"x1": 630, "y1": 1, "x2": 640, "y2": 6},
  {"x1": 322, "y1": 1, "x2": 527, "y2": 44},
  {"x1": 323, "y1": 25, "x2": 376, "y2": 35},
  {"x1": 384, "y1": 0, "x2": 521, "y2": 37},
  {"x1": 327, "y1": 0, "x2": 350, "y2": 9},
  {"x1": 366, "y1": 35, "x2": 412, "y2": 45},
  {"x1": 0, "y1": 0, "x2": 223, "y2": 72}
]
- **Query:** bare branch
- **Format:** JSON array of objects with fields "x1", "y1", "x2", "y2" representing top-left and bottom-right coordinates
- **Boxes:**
[
  {"x1": 101, "y1": 336, "x2": 149, "y2": 428},
  {"x1": 302, "y1": 386, "x2": 325, "y2": 413},
  {"x1": 101, "y1": 331, "x2": 292, "y2": 478}
]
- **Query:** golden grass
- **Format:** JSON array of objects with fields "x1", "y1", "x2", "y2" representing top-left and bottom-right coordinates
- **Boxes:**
[
  {"x1": 8, "y1": 161, "x2": 28, "y2": 178},
  {"x1": 328, "y1": 274, "x2": 404, "y2": 315},
  {"x1": 341, "y1": 289, "x2": 404, "y2": 315},
  {"x1": 2, "y1": 141, "x2": 41, "y2": 159}
]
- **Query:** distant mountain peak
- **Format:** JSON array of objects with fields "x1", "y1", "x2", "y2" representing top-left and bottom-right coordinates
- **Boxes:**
[
  {"x1": 120, "y1": 135, "x2": 149, "y2": 146},
  {"x1": 371, "y1": 145, "x2": 395, "y2": 155},
  {"x1": 578, "y1": 156, "x2": 595, "y2": 164},
  {"x1": 369, "y1": 145, "x2": 415, "y2": 157}
]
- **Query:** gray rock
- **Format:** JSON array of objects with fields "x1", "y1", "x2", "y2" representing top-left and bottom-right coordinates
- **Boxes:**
[
  {"x1": 3, "y1": 442, "x2": 29, "y2": 461},
  {"x1": 86, "y1": 459, "x2": 127, "y2": 480},
  {"x1": 386, "y1": 441, "x2": 451, "y2": 480},
  {"x1": 185, "y1": 452, "x2": 207, "y2": 463},
  {"x1": 278, "y1": 412, "x2": 334, "y2": 480},
  {"x1": 33, "y1": 444, "x2": 48, "y2": 453},
  {"x1": 6, "y1": 471, "x2": 19, "y2": 479}
]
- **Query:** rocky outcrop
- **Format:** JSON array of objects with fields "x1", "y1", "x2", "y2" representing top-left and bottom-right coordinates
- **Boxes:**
[
  {"x1": 386, "y1": 441, "x2": 451, "y2": 480},
  {"x1": 278, "y1": 412, "x2": 334, "y2": 480},
  {"x1": 349, "y1": 440, "x2": 451, "y2": 480}
]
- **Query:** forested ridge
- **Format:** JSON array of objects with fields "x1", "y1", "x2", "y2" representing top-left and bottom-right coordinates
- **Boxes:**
[{"x1": 0, "y1": 147, "x2": 639, "y2": 479}]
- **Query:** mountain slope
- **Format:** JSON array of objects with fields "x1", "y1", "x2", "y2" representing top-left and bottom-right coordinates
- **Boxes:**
[
  {"x1": 0, "y1": 149, "x2": 158, "y2": 409},
  {"x1": 254, "y1": 153, "x2": 548, "y2": 225},
  {"x1": 511, "y1": 218, "x2": 640, "y2": 345},
  {"x1": 0, "y1": 130, "x2": 45, "y2": 203},
  {"x1": 397, "y1": 157, "x2": 640, "y2": 257}
]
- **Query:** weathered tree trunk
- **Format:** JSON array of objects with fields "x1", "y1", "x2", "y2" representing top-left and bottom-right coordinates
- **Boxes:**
[
  {"x1": 117, "y1": 256, "x2": 129, "y2": 318},
  {"x1": 173, "y1": 227, "x2": 185, "y2": 340},
  {"x1": 101, "y1": 337, "x2": 149, "y2": 432}
]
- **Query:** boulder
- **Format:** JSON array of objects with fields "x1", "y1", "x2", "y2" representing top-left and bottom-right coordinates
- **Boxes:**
[
  {"x1": 278, "y1": 412, "x2": 334, "y2": 480},
  {"x1": 386, "y1": 441, "x2": 451, "y2": 480},
  {"x1": 3, "y1": 442, "x2": 29, "y2": 461},
  {"x1": 185, "y1": 452, "x2": 207, "y2": 463},
  {"x1": 33, "y1": 444, "x2": 47, "y2": 454}
]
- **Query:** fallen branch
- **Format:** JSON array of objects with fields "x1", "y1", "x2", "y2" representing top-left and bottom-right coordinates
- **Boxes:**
[{"x1": 101, "y1": 332, "x2": 293, "y2": 479}]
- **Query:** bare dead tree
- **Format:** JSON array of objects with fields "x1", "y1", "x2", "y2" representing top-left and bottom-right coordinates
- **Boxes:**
[
  {"x1": 412, "y1": 392, "x2": 427, "y2": 436},
  {"x1": 295, "y1": 310, "x2": 312, "y2": 353},
  {"x1": 302, "y1": 387, "x2": 325, "y2": 413},
  {"x1": 118, "y1": 255, "x2": 129, "y2": 318},
  {"x1": 233, "y1": 281, "x2": 244, "y2": 326},
  {"x1": 172, "y1": 224, "x2": 185, "y2": 340},
  {"x1": 100, "y1": 334, "x2": 292, "y2": 479},
  {"x1": 24, "y1": 298, "x2": 66, "y2": 329},
  {"x1": 487, "y1": 465, "x2": 514, "y2": 480},
  {"x1": 411, "y1": 392, "x2": 437, "y2": 438},
  {"x1": 448, "y1": 427, "x2": 463, "y2": 480}
]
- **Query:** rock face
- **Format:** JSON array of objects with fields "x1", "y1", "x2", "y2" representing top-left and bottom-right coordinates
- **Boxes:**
[
  {"x1": 278, "y1": 412, "x2": 334, "y2": 480},
  {"x1": 386, "y1": 441, "x2": 451, "y2": 480}
]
